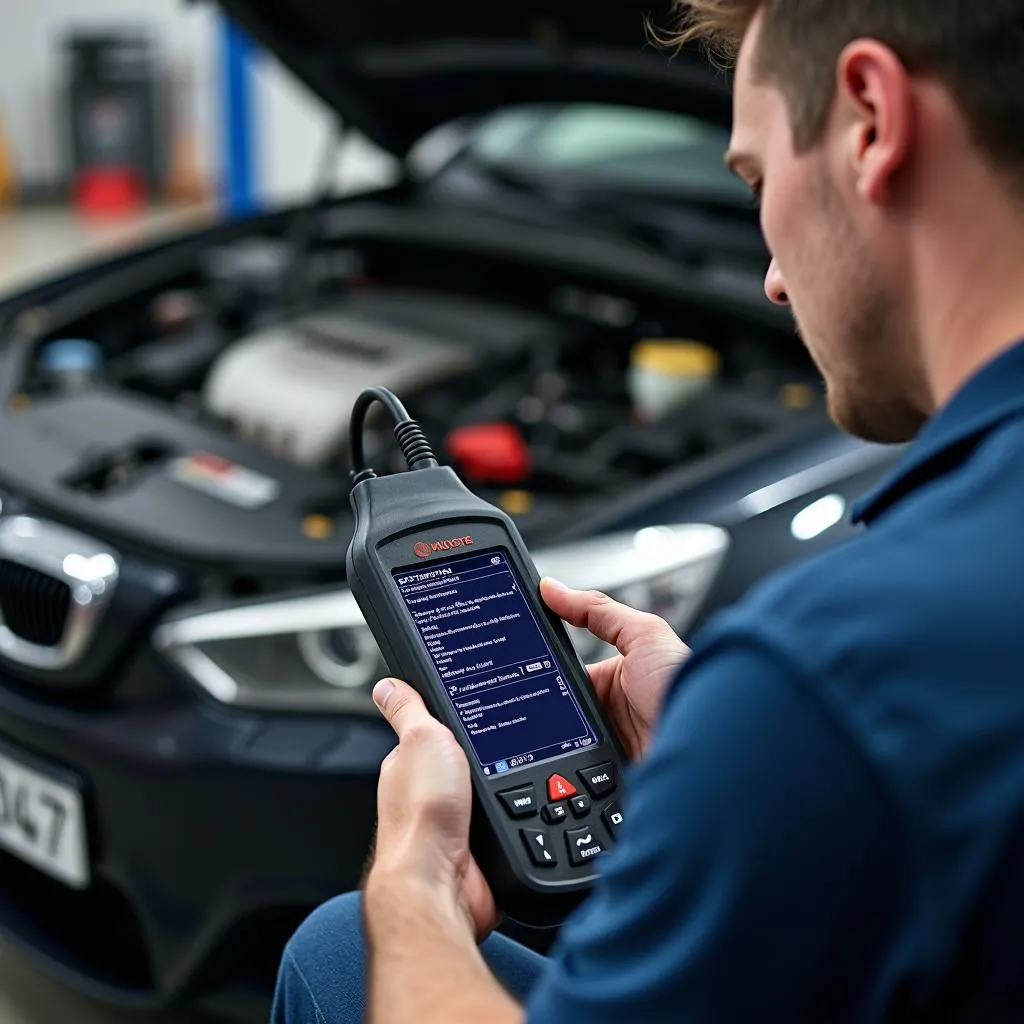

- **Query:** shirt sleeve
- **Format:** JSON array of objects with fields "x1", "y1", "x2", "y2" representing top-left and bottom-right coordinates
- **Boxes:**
[{"x1": 524, "y1": 637, "x2": 918, "y2": 1024}]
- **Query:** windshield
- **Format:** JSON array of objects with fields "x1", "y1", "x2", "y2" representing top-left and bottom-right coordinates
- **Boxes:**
[{"x1": 460, "y1": 103, "x2": 750, "y2": 207}]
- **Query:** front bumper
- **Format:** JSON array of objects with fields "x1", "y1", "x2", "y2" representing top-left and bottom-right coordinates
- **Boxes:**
[{"x1": 0, "y1": 647, "x2": 394, "y2": 1013}]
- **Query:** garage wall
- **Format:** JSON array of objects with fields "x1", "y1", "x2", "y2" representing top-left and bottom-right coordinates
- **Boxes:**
[
  {"x1": 0, "y1": 0, "x2": 396, "y2": 207},
  {"x1": 251, "y1": 49, "x2": 400, "y2": 206},
  {"x1": 0, "y1": 0, "x2": 217, "y2": 190}
]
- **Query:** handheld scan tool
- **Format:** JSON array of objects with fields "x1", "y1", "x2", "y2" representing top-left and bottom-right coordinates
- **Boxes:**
[{"x1": 346, "y1": 387, "x2": 627, "y2": 924}]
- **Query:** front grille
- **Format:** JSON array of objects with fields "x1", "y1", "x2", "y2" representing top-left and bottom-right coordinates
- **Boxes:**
[{"x1": 0, "y1": 559, "x2": 72, "y2": 647}]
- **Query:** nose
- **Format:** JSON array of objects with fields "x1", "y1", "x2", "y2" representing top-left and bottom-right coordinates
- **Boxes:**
[{"x1": 764, "y1": 258, "x2": 789, "y2": 306}]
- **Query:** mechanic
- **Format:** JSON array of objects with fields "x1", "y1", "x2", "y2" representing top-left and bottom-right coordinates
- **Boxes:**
[{"x1": 272, "y1": 1, "x2": 1024, "y2": 1020}]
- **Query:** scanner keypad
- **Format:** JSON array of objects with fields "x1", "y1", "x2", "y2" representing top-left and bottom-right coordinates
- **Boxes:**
[
  {"x1": 502, "y1": 766, "x2": 622, "y2": 868},
  {"x1": 507, "y1": 767, "x2": 623, "y2": 870}
]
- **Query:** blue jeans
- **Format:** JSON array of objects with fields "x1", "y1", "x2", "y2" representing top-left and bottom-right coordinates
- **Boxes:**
[{"x1": 271, "y1": 892, "x2": 549, "y2": 1023}]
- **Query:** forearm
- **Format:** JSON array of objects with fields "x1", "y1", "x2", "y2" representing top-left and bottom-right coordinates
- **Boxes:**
[{"x1": 365, "y1": 872, "x2": 523, "y2": 1024}]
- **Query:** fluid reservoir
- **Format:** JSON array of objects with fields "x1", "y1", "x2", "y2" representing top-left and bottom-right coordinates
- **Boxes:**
[
  {"x1": 38, "y1": 339, "x2": 105, "y2": 393},
  {"x1": 627, "y1": 339, "x2": 721, "y2": 421}
]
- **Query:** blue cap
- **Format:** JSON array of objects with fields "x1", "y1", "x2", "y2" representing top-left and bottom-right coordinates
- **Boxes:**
[{"x1": 39, "y1": 339, "x2": 104, "y2": 374}]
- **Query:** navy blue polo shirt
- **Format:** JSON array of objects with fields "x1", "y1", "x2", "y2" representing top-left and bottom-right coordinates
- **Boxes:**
[{"x1": 526, "y1": 340, "x2": 1024, "y2": 1023}]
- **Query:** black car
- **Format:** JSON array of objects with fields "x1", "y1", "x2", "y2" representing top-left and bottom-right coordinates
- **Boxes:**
[{"x1": 0, "y1": 0, "x2": 899, "y2": 1019}]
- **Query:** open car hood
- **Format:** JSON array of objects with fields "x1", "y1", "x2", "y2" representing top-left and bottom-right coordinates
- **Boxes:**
[{"x1": 214, "y1": 0, "x2": 733, "y2": 156}]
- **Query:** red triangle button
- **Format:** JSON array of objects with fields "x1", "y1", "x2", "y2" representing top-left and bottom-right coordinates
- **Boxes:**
[{"x1": 547, "y1": 773, "x2": 577, "y2": 801}]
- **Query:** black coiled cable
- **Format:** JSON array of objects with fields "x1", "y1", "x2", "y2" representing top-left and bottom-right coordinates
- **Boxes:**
[
  {"x1": 393, "y1": 419, "x2": 436, "y2": 470},
  {"x1": 349, "y1": 386, "x2": 439, "y2": 483}
]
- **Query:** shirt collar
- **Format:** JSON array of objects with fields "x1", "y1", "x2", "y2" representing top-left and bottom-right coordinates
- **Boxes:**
[{"x1": 851, "y1": 338, "x2": 1024, "y2": 525}]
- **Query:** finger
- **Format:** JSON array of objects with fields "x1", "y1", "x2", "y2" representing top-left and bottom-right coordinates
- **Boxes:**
[
  {"x1": 540, "y1": 578, "x2": 675, "y2": 652},
  {"x1": 540, "y1": 577, "x2": 597, "y2": 626},
  {"x1": 372, "y1": 678, "x2": 433, "y2": 739},
  {"x1": 585, "y1": 654, "x2": 622, "y2": 693}
]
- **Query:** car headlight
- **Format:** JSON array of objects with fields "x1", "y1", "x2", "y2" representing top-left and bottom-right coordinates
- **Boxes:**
[
  {"x1": 153, "y1": 588, "x2": 386, "y2": 713},
  {"x1": 533, "y1": 523, "x2": 730, "y2": 663},
  {"x1": 153, "y1": 523, "x2": 729, "y2": 713}
]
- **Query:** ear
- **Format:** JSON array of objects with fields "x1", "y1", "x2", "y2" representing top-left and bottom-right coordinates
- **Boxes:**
[{"x1": 835, "y1": 40, "x2": 913, "y2": 205}]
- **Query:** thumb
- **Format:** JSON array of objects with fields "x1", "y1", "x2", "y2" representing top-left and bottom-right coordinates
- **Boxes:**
[
  {"x1": 373, "y1": 677, "x2": 431, "y2": 738},
  {"x1": 540, "y1": 577, "x2": 676, "y2": 653}
]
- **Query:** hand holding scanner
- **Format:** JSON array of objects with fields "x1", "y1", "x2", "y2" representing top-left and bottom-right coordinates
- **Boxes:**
[{"x1": 345, "y1": 387, "x2": 627, "y2": 925}]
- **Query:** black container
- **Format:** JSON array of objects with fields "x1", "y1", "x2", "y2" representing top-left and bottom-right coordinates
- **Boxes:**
[{"x1": 65, "y1": 31, "x2": 163, "y2": 197}]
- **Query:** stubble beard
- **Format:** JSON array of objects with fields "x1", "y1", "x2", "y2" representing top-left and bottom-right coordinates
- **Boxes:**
[{"x1": 791, "y1": 183, "x2": 926, "y2": 445}]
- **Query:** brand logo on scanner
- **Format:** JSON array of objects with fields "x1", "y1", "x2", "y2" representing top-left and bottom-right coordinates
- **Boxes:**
[{"x1": 413, "y1": 536, "x2": 475, "y2": 558}]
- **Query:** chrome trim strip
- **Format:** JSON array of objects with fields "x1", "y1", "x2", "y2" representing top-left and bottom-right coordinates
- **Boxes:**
[
  {"x1": 153, "y1": 588, "x2": 366, "y2": 647},
  {"x1": 732, "y1": 445, "x2": 890, "y2": 519},
  {"x1": 163, "y1": 645, "x2": 240, "y2": 704}
]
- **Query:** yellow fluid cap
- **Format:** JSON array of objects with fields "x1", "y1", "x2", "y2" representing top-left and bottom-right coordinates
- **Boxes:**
[
  {"x1": 500, "y1": 490, "x2": 535, "y2": 516},
  {"x1": 302, "y1": 514, "x2": 335, "y2": 541},
  {"x1": 631, "y1": 339, "x2": 721, "y2": 377},
  {"x1": 780, "y1": 382, "x2": 814, "y2": 410}
]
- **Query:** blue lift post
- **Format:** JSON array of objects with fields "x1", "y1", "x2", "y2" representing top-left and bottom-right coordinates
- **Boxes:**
[{"x1": 221, "y1": 16, "x2": 258, "y2": 217}]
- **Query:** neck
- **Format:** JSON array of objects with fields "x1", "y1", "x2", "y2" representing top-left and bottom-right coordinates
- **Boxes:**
[{"x1": 913, "y1": 182, "x2": 1024, "y2": 411}]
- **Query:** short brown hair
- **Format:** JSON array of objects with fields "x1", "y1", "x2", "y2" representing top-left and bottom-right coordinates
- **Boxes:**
[{"x1": 663, "y1": 0, "x2": 1024, "y2": 178}]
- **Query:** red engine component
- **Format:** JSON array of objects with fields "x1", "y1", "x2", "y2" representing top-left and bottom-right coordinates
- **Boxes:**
[{"x1": 445, "y1": 422, "x2": 532, "y2": 485}]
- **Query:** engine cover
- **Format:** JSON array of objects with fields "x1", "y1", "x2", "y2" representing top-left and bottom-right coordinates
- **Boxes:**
[
  {"x1": 203, "y1": 289, "x2": 553, "y2": 466},
  {"x1": 0, "y1": 389, "x2": 351, "y2": 573}
]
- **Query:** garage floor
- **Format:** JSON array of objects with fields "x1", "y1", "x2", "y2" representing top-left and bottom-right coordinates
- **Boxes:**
[
  {"x1": 0, "y1": 203, "x2": 218, "y2": 299},
  {"x1": 0, "y1": 203, "x2": 236, "y2": 1023},
  {"x1": 0, "y1": 941, "x2": 216, "y2": 1023}
]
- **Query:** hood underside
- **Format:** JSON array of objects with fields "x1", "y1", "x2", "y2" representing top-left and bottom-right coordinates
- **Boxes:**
[{"x1": 214, "y1": 0, "x2": 733, "y2": 156}]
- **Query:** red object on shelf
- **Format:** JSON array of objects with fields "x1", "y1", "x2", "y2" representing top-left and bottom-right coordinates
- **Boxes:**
[
  {"x1": 446, "y1": 422, "x2": 532, "y2": 484},
  {"x1": 73, "y1": 167, "x2": 146, "y2": 216}
]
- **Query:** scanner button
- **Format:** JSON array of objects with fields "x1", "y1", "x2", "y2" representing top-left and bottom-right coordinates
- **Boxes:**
[
  {"x1": 498, "y1": 784, "x2": 537, "y2": 818},
  {"x1": 565, "y1": 825, "x2": 606, "y2": 866},
  {"x1": 521, "y1": 828, "x2": 557, "y2": 867},
  {"x1": 542, "y1": 801, "x2": 568, "y2": 824},
  {"x1": 602, "y1": 800, "x2": 625, "y2": 840},
  {"x1": 547, "y1": 773, "x2": 577, "y2": 801},
  {"x1": 579, "y1": 762, "x2": 617, "y2": 798},
  {"x1": 569, "y1": 794, "x2": 592, "y2": 818}
]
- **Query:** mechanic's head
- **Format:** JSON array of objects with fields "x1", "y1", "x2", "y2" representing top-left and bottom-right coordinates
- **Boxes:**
[{"x1": 669, "y1": 0, "x2": 1024, "y2": 443}]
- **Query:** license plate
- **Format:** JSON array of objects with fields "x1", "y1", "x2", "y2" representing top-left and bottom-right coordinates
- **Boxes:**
[{"x1": 0, "y1": 745, "x2": 89, "y2": 889}]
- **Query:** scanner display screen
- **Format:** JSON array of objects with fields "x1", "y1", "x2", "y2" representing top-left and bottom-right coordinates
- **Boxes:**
[{"x1": 393, "y1": 548, "x2": 599, "y2": 776}]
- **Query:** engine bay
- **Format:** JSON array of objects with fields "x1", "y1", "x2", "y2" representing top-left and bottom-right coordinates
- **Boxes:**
[{"x1": 0, "y1": 204, "x2": 821, "y2": 582}]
